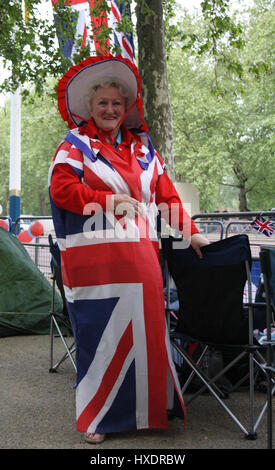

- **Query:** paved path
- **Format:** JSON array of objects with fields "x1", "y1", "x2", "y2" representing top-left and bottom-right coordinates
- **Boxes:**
[{"x1": 0, "y1": 334, "x2": 273, "y2": 459}]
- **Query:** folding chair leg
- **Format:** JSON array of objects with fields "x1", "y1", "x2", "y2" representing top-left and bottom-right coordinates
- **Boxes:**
[
  {"x1": 248, "y1": 350, "x2": 275, "y2": 438},
  {"x1": 266, "y1": 369, "x2": 274, "y2": 449},
  {"x1": 185, "y1": 348, "x2": 248, "y2": 405},
  {"x1": 172, "y1": 340, "x2": 251, "y2": 437},
  {"x1": 50, "y1": 314, "x2": 55, "y2": 372},
  {"x1": 248, "y1": 352, "x2": 257, "y2": 439},
  {"x1": 49, "y1": 315, "x2": 77, "y2": 373},
  {"x1": 181, "y1": 344, "x2": 209, "y2": 395}
]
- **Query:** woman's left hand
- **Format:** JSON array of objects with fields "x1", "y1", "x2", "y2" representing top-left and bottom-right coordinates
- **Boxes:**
[{"x1": 190, "y1": 233, "x2": 210, "y2": 259}]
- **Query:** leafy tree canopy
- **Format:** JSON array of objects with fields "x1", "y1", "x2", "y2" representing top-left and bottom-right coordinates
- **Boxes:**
[
  {"x1": 168, "y1": 0, "x2": 275, "y2": 211},
  {"x1": 0, "y1": 0, "x2": 248, "y2": 96},
  {"x1": 0, "y1": 0, "x2": 273, "y2": 213},
  {"x1": 0, "y1": 82, "x2": 67, "y2": 215},
  {"x1": 0, "y1": 0, "x2": 135, "y2": 97}
]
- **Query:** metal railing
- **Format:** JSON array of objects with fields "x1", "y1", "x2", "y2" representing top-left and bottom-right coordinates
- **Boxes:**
[
  {"x1": 192, "y1": 210, "x2": 275, "y2": 221},
  {"x1": 13, "y1": 215, "x2": 53, "y2": 236},
  {"x1": 193, "y1": 211, "x2": 275, "y2": 246},
  {"x1": 12, "y1": 216, "x2": 55, "y2": 283},
  {"x1": 3, "y1": 211, "x2": 275, "y2": 279}
]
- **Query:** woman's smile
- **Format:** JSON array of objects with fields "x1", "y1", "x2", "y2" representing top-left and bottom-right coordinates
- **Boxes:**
[{"x1": 90, "y1": 86, "x2": 127, "y2": 137}]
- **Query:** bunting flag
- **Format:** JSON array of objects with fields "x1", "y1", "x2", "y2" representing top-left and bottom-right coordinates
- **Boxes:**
[
  {"x1": 51, "y1": 1, "x2": 136, "y2": 63},
  {"x1": 89, "y1": 0, "x2": 136, "y2": 62},
  {"x1": 51, "y1": 0, "x2": 92, "y2": 59},
  {"x1": 89, "y1": 0, "x2": 110, "y2": 54},
  {"x1": 108, "y1": 0, "x2": 136, "y2": 64},
  {"x1": 250, "y1": 216, "x2": 275, "y2": 237}
]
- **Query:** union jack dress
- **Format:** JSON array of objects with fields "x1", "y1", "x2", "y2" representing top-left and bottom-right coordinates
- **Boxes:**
[{"x1": 49, "y1": 120, "x2": 197, "y2": 434}]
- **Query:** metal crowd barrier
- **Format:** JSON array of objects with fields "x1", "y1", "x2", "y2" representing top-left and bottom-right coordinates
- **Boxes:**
[
  {"x1": 13, "y1": 215, "x2": 53, "y2": 236},
  {"x1": 192, "y1": 211, "x2": 275, "y2": 249},
  {"x1": 13, "y1": 216, "x2": 55, "y2": 283},
  {"x1": 21, "y1": 241, "x2": 53, "y2": 283},
  {"x1": 3, "y1": 211, "x2": 275, "y2": 280}
]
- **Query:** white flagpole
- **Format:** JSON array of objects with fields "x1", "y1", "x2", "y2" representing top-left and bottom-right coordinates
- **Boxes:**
[
  {"x1": 9, "y1": 0, "x2": 25, "y2": 234},
  {"x1": 9, "y1": 85, "x2": 21, "y2": 234}
]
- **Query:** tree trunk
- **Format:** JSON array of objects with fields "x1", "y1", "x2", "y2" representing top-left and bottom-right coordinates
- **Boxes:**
[
  {"x1": 239, "y1": 183, "x2": 249, "y2": 212},
  {"x1": 38, "y1": 190, "x2": 46, "y2": 216},
  {"x1": 136, "y1": 0, "x2": 175, "y2": 180}
]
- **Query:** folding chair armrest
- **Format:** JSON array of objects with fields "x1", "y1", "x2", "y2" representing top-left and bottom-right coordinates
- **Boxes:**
[{"x1": 244, "y1": 301, "x2": 266, "y2": 308}]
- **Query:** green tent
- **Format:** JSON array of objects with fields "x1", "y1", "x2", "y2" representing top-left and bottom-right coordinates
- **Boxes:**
[{"x1": 0, "y1": 227, "x2": 64, "y2": 336}]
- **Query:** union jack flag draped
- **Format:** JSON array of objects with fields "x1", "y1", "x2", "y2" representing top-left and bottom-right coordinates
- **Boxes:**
[
  {"x1": 51, "y1": 0, "x2": 136, "y2": 63},
  {"x1": 251, "y1": 216, "x2": 275, "y2": 237},
  {"x1": 48, "y1": 124, "x2": 185, "y2": 433}
]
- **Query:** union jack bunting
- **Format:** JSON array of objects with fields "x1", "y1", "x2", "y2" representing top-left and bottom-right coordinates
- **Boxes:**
[
  {"x1": 51, "y1": 0, "x2": 92, "y2": 59},
  {"x1": 251, "y1": 216, "x2": 275, "y2": 237},
  {"x1": 108, "y1": 0, "x2": 136, "y2": 64},
  {"x1": 52, "y1": 1, "x2": 136, "y2": 63},
  {"x1": 89, "y1": 0, "x2": 136, "y2": 62}
]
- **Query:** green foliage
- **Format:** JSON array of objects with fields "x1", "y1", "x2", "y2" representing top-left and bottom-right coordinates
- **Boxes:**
[
  {"x1": 168, "y1": 1, "x2": 275, "y2": 211},
  {"x1": 0, "y1": 83, "x2": 67, "y2": 215},
  {"x1": 0, "y1": 103, "x2": 10, "y2": 215},
  {"x1": 0, "y1": 0, "x2": 64, "y2": 96},
  {"x1": 0, "y1": 0, "x2": 274, "y2": 215},
  {"x1": 0, "y1": 0, "x2": 135, "y2": 96},
  {"x1": 165, "y1": 0, "x2": 245, "y2": 88}
]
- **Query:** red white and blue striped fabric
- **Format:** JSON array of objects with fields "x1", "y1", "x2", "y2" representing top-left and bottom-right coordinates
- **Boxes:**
[
  {"x1": 51, "y1": 0, "x2": 91, "y2": 58},
  {"x1": 88, "y1": 0, "x2": 136, "y2": 62},
  {"x1": 108, "y1": 0, "x2": 136, "y2": 64},
  {"x1": 52, "y1": 1, "x2": 136, "y2": 63},
  {"x1": 48, "y1": 128, "x2": 185, "y2": 434}
]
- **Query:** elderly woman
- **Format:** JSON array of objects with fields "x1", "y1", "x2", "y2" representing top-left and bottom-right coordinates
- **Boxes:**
[{"x1": 49, "y1": 54, "x2": 208, "y2": 444}]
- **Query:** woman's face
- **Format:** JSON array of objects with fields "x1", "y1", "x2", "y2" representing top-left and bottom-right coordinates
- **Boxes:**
[{"x1": 90, "y1": 86, "x2": 127, "y2": 136}]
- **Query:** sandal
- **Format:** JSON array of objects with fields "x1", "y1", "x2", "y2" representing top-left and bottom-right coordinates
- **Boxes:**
[{"x1": 84, "y1": 432, "x2": 105, "y2": 444}]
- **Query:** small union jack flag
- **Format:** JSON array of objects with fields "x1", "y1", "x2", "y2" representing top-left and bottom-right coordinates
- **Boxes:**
[{"x1": 251, "y1": 216, "x2": 275, "y2": 237}]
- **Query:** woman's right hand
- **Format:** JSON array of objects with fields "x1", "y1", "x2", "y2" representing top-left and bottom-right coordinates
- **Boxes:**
[{"x1": 110, "y1": 194, "x2": 143, "y2": 217}]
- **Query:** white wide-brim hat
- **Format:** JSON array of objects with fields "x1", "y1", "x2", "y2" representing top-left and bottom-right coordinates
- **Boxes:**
[{"x1": 57, "y1": 54, "x2": 147, "y2": 131}]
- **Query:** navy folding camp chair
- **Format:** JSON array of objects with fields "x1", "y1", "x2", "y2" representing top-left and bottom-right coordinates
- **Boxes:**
[
  {"x1": 162, "y1": 234, "x2": 274, "y2": 440},
  {"x1": 48, "y1": 234, "x2": 76, "y2": 373},
  {"x1": 260, "y1": 245, "x2": 275, "y2": 449}
]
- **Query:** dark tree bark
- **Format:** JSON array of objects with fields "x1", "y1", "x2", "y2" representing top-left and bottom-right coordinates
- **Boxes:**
[{"x1": 239, "y1": 184, "x2": 249, "y2": 212}]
